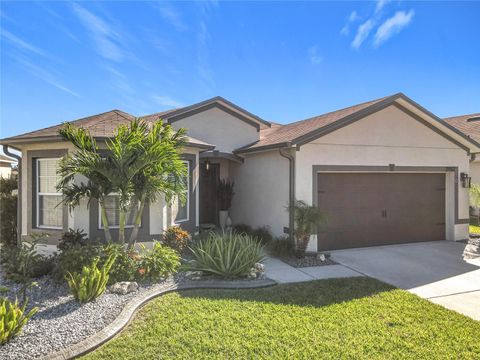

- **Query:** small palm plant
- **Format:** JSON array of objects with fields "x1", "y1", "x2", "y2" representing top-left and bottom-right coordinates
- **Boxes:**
[{"x1": 288, "y1": 200, "x2": 325, "y2": 257}]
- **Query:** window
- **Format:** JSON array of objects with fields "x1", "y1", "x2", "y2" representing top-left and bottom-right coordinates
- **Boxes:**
[
  {"x1": 99, "y1": 194, "x2": 138, "y2": 229},
  {"x1": 36, "y1": 158, "x2": 62, "y2": 229},
  {"x1": 173, "y1": 161, "x2": 189, "y2": 223}
]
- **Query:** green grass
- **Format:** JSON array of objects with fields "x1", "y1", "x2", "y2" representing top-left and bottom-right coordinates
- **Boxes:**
[{"x1": 83, "y1": 278, "x2": 479, "y2": 360}]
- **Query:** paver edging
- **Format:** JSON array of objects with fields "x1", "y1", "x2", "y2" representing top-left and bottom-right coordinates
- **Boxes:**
[{"x1": 41, "y1": 278, "x2": 277, "y2": 360}]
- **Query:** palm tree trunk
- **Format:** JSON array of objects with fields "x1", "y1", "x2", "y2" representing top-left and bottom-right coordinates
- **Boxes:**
[
  {"x1": 99, "y1": 200, "x2": 112, "y2": 243},
  {"x1": 118, "y1": 210, "x2": 126, "y2": 244},
  {"x1": 128, "y1": 197, "x2": 146, "y2": 248}
]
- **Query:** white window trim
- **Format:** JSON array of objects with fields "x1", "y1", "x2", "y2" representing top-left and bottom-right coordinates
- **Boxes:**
[
  {"x1": 36, "y1": 158, "x2": 63, "y2": 230},
  {"x1": 98, "y1": 193, "x2": 139, "y2": 229},
  {"x1": 175, "y1": 161, "x2": 190, "y2": 224}
]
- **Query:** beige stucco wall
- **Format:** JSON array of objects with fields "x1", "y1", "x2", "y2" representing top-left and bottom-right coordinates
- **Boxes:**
[
  {"x1": 230, "y1": 150, "x2": 289, "y2": 237},
  {"x1": 172, "y1": 107, "x2": 259, "y2": 153},
  {"x1": 295, "y1": 105, "x2": 470, "y2": 251},
  {"x1": 149, "y1": 147, "x2": 200, "y2": 236},
  {"x1": 18, "y1": 141, "x2": 200, "y2": 241}
]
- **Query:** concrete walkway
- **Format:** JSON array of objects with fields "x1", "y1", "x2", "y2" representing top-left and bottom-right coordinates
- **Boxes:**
[
  {"x1": 263, "y1": 257, "x2": 363, "y2": 283},
  {"x1": 330, "y1": 241, "x2": 480, "y2": 321}
]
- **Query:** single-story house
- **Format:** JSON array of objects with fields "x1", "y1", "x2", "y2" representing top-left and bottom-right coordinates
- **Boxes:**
[
  {"x1": 1, "y1": 93, "x2": 479, "y2": 251},
  {"x1": 0, "y1": 154, "x2": 17, "y2": 178}
]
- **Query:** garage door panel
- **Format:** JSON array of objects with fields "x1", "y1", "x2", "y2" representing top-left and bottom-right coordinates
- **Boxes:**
[{"x1": 317, "y1": 173, "x2": 446, "y2": 251}]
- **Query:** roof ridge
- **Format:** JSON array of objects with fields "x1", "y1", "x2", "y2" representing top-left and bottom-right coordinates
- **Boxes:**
[
  {"x1": 283, "y1": 94, "x2": 394, "y2": 128},
  {"x1": 444, "y1": 112, "x2": 480, "y2": 121}
]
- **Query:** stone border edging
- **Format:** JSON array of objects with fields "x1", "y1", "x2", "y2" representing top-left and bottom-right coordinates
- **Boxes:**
[{"x1": 40, "y1": 278, "x2": 277, "y2": 360}]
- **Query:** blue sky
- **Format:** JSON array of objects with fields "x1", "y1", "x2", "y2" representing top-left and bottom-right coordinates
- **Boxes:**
[{"x1": 1, "y1": 1, "x2": 479, "y2": 139}]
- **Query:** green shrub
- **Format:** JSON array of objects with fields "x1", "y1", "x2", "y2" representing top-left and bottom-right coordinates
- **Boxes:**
[
  {"x1": 251, "y1": 226, "x2": 273, "y2": 245},
  {"x1": 58, "y1": 229, "x2": 89, "y2": 252},
  {"x1": 188, "y1": 232, "x2": 265, "y2": 278},
  {"x1": 139, "y1": 242, "x2": 180, "y2": 281},
  {"x1": 161, "y1": 227, "x2": 191, "y2": 253},
  {"x1": 0, "y1": 234, "x2": 54, "y2": 304},
  {"x1": 0, "y1": 297, "x2": 38, "y2": 345},
  {"x1": 57, "y1": 242, "x2": 180, "y2": 285},
  {"x1": 101, "y1": 243, "x2": 139, "y2": 283},
  {"x1": 267, "y1": 236, "x2": 295, "y2": 257},
  {"x1": 0, "y1": 177, "x2": 18, "y2": 247},
  {"x1": 232, "y1": 223, "x2": 253, "y2": 235},
  {"x1": 55, "y1": 244, "x2": 103, "y2": 281},
  {"x1": 233, "y1": 225, "x2": 273, "y2": 245},
  {"x1": 66, "y1": 255, "x2": 116, "y2": 303}
]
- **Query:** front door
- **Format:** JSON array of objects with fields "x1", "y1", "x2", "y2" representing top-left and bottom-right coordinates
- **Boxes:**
[{"x1": 200, "y1": 162, "x2": 220, "y2": 225}]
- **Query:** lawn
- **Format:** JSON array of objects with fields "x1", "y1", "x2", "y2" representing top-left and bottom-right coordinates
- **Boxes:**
[{"x1": 83, "y1": 278, "x2": 479, "y2": 360}]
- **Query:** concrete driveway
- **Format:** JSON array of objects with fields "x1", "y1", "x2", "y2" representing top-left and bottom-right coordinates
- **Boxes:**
[{"x1": 330, "y1": 241, "x2": 480, "y2": 320}]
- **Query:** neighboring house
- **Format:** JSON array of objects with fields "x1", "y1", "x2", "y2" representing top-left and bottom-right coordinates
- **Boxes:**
[
  {"x1": 0, "y1": 154, "x2": 16, "y2": 178},
  {"x1": 1, "y1": 93, "x2": 478, "y2": 251},
  {"x1": 444, "y1": 113, "x2": 480, "y2": 185}
]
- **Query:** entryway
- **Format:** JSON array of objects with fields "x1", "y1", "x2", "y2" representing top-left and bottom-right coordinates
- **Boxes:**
[{"x1": 200, "y1": 162, "x2": 220, "y2": 226}]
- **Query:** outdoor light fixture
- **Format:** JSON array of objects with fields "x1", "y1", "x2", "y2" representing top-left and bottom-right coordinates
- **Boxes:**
[
  {"x1": 460, "y1": 172, "x2": 471, "y2": 188},
  {"x1": 205, "y1": 160, "x2": 210, "y2": 171}
]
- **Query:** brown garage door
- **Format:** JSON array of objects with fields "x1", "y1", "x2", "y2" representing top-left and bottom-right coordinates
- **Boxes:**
[{"x1": 317, "y1": 173, "x2": 445, "y2": 251}]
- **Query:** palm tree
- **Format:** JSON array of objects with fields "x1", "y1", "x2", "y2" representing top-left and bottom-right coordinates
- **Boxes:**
[
  {"x1": 127, "y1": 121, "x2": 187, "y2": 247},
  {"x1": 57, "y1": 119, "x2": 187, "y2": 246},
  {"x1": 288, "y1": 200, "x2": 325, "y2": 257}
]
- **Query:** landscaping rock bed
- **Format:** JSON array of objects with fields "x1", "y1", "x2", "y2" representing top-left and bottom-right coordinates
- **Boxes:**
[
  {"x1": 279, "y1": 253, "x2": 336, "y2": 268},
  {"x1": 0, "y1": 269, "x2": 185, "y2": 360}
]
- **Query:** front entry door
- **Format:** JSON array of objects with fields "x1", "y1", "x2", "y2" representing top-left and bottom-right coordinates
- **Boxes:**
[{"x1": 200, "y1": 163, "x2": 220, "y2": 225}]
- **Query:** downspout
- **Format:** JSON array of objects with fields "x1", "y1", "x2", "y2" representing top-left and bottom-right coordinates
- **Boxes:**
[
  {"x1": 3, "y1": 145, "x2": 22, "y2": 247},
  {"x1": 279, "y1": 145, "x2": 295, "y2": 243}
]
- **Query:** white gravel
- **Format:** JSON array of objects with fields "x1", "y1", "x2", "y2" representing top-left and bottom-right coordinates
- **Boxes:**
[{"x1": 0, "y1": 269, "x2": 182, "y2": 359}]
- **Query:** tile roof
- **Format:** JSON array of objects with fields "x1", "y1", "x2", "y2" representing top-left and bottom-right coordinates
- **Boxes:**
[
  {"x1": 237, "y1": 95, "x2": 391, "y2": 152},
  {"x1": 444, "y1": 113, "x2": 480, "y2": 144},
  {"x1": 0, "y1": 109, "x2": 214, "y2": 148}
]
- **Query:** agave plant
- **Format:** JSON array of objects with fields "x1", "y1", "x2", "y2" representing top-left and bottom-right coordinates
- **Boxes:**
[
  {"x1": 188, "y1": 232, "x2": 264, "y2": 278},
  {"x1": 0, "y1": 297, "x2": 38, "y2": 345},
  {"x1": 65, "y1": 254, "x2": 116, "y2": 303}
]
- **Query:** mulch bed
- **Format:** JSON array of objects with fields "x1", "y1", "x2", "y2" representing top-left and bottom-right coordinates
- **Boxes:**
[{"x1": 279, "y1": 253, "x2": 336, "y2": 268}]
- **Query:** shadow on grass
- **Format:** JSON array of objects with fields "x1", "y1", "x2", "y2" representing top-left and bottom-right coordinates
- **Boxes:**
[{"x1": 177, "y1": 277, "x2": 395, "y2": 308}]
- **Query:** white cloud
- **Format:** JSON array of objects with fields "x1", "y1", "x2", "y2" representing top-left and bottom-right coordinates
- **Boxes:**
[
  {"x1": 351, "y1": 19, "x2": 375, "y2": 49},
  {"x1": 374, "y1": 10, "x2": 415, "y2": 47},
  {"x1": 1, "y1": 28, "x2": 49, "y2": 58},
  {"x1": 196, "y1": 21, "x2": 214, "y2": 90},
  {"x1": 71, "y1": 3, "x2": 124, "y2": 61},
  {"x1": 151, "y1": 95, "x2": 184, "y2": 108},
  {"x1": 375, "y1": 0, "x2": 390, "y2": 14},
  {"x1": 349, "y1": 10, "x2": 360, "y2": 22},
  {"x1": 13, "y1": 55, "x2": 79, "y2": 97},
  {"x1": 308, "y1": 46, "x2": 323, "y2": 64},
  {"x1": 156, "y1": 3, "x2": 187, "y2": 31},
  {"x1": 340, "y1": 10, "x2": 360, "y2": 36}
]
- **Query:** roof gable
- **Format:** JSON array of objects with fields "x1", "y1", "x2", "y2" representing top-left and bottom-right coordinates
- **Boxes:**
[
  {"x1": 143, "y1": 96, "x2": 271, "y2": 131},
  {"x1": 236, "y1": 93, "x2": 480, "y2": 154}
]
